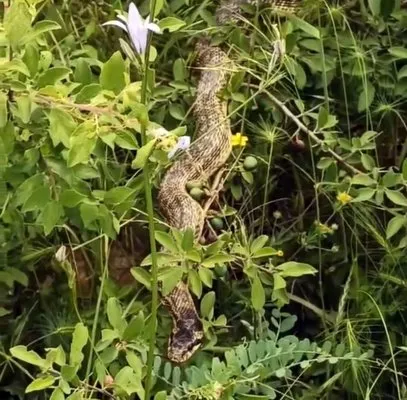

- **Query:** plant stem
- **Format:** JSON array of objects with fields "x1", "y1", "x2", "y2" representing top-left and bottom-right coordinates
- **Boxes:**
[{"x1": 140, "y1": 3, "x2": 159, "y2": 399}]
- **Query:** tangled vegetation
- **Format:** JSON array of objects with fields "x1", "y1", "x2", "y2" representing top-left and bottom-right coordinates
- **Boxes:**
[{"x1": 1, "y1": 0, "x2": 407, "y2": 398}]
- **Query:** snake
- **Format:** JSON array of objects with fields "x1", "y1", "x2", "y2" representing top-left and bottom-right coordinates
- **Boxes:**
[{"x1": 157, "y1": 0, "x2": 303, "y2": 364}]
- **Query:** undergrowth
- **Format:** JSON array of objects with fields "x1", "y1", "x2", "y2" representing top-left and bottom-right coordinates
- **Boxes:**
[{"x1": 1, "y1": 0, "x2": 407, "y2": 398}]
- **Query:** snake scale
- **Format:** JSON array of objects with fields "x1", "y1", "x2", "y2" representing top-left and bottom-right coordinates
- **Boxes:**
[{"x1": 157, "y1": 0, "x2": 302, "y2": 364}]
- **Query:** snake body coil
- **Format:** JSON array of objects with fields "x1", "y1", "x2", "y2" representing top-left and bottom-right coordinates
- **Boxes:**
[{"x1": 158, "y1": 0, "x2": 302, "y2": 364}]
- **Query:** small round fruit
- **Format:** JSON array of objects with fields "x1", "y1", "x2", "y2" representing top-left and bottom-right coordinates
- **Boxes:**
[
  {"x1": 214, "y1": 264, "x2": 228, "y2": 277},
  {"x1": 190, "y1": 187, "x2": 204, "y2": 201},
  {"x1": 243, "y1": 156, "x2": 258, "y2": 171},
  {"x1": 186, "y1": 181, "x2": 203, "y2": 191},
  {"x1": 210, "y1": 217, "x2": 224, "y2": 230}
]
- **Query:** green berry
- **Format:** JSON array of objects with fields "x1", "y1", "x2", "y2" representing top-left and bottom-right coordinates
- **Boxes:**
[
  {"x1": 243, "y1": 156, "x2": 258, "y2": 171},
  {"x1": 214, "y1": 264, "x2": 228, "y2": 277},
  {"x1": 190, "y1": 187, "x2": 204, "y2": 201},
  {"x1": 186, "y1": 181, "x2": 203, "y2": 191},
  {"x1": 210, "y1": 217, "x2": 224, "y2": 230}
]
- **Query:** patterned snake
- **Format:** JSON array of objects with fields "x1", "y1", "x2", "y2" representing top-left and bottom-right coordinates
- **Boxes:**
[{"x1": 157, "y1": 0, "x2": 302, "y2": 364}]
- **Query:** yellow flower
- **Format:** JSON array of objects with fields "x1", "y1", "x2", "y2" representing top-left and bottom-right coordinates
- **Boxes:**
[
  {"x1": 277, "y1": 250, "x2": 284, "y2": 257},
  {"x1": 317, "y1": 223, "x2": 332, "y2": 234},
  {"x1": 337, "y1": 192, "x2": 352, "y2": 205},
  {"x1": 231, "y1": 132, "x2": 248, "y2": 147}
]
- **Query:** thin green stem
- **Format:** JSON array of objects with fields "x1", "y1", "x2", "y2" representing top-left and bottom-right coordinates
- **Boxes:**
[{"x1": 140, "y1": 2, "x2": 159, "y2": 399}]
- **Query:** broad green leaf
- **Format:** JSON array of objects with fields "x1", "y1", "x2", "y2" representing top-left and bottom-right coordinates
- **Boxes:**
[
  {"x1": 60, "y1": 189, "x2": 88, "y2": 208},
  {"x1": 389, "y1": 47, "x2": 407, "y2": 59},
  {"x1": 251, "y1": 275, "x2": 265, "y2": 311},
  {"x1": 357, "y1": 81, "x2": 375, "y2": 112},
  {"x1": 385, "y1": 189, "x2": 407, "y2": 207},
  {"x1": 40, "y1": 201, "x2": 64, "y2": 235},
  {"x1": 386, "y1": 215, "x2": 405, "y2": 239},
  {"x1": 100, "y1": 51, "x2": 126, "y2": 94},
  {"x1": 188, "y1": 269, "x2": 202, "y2": 298},
  {"x1": 252, "y1": 247, "x2": 279, "y2": 258},
  {"x1": 361, "y1": 154, "x2": 376, "y2": 171},
  {"x1": 26, "y1": 376, "x2": 56, "y2": 393},
  {"x1": 107, "y1": 298, "x2": 127, "y2": 335},
  {"x1": 4, "y1": 0, "x2": 32, "y2": 47},
  {"x1": 14, "y1": 95, "x2": 32, "y2": 124},
  {"x1": 47, "y1": 109, "x2": 76, "y2": 148},
  {"x1": 104, "y1": 187, "x2": 137, "y2": 207},
  {"x1": 132, "y1": 139, "x2": 157, "y2": 169},
  {"x1": 155, "y1": 231, "x2": 178, "y2": 253},
  {"x1": 75, "y1": 83, "x2": 102, "y2": 103},
  {"x1": 0, "y1": 93, "x2": 8, "y2": 128},
  {"x1": 276, "y1": 262, "x2": 317, "y2": 278},
  {"x1": 160, "y1": 268, "x2": 183, "y2": 295},
  {"x1": 126, "y1": 351, "x2": 143, "y2": 378},
  {"x1": 352, "y1": 174, "x2": 376, "y2": 186},
  {"x1": 273, "y1": 273, "x2": 286, "y2": 290},
  {"x1": 115, "y1": 131, "x2": 139, "y2": 150},
  {"x1": 200, "y1": 291, "x2": 215, "y2": 320},
  {"x1": 80, "y1": 203, "x2": 99, "y2": 229},
  {"x1": 202, "y1": 254, "x2": 235, "y2": 268},
  {"x1": 22, "y1": 186, "x2": 51, "y2": 212},
  {"x1": 250, "y1": 235, "x2": 268, "y2": 253},
  {"x1": 0, "y1": 307, "x2": 11, "y2": 317},
  {"x1": 291, "y1": 16, "x2": 320, "y2": 38},
  {"x1": 123, "y1": 312, "x2": 145, "y2": 341},
  {"x1": 69, "y1": 322, "x2": 89, "y2": 366},
  {"x1": 352, "y1": 188, "x2": 376, "y2": 202},
  {"x1": 74, "y1": 58, "x2": 92, "y2": 85},
  {"x1": 198, "y1": 267, "x2": 213, "y2": 288},
  {"x1": 130, "y1": 268, "x2": 151, "y2": 290},
  {"x1": 10, "y1": 346, "x2": 47, "y2": 368},
  {"x1": 158, "y1": 17, "x2": 186, "y2": 32},
  {"x1": 181, "y1": 228, "x2": 194, "y2": 252},
  {"x1": 67, "y1": 135, "x2": 97, "y2": 167},
  {"x1": 368, "y1": 0, "x2": 381, "y2": 15},
  {"x1": 50, "y1": 388, "x2": 65, "y2": 400},
  {"x1": 37, "y1": 67, "x2": 71, "y2": 88},
  {"x1": 115, "y1": 366, "x2": 144, "y2": 397}
]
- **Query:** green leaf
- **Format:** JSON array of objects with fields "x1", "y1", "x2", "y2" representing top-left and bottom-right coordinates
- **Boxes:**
[
  {"x1": 0, "y1": 93, "x2": 8, "y2": 128},
  {"x1": 158, "y1": 17, "x2": 186, "y2": 32},
  {"x1": 202, "y1": 254, "x2": 235, "y2": 268},
  {"x1": 60, "y1": 189, "x2": 88, "y2": 208},
  {"x1": 100, "y1": 51, "x2": 126, "y2": 94},
  {"x1": 250, "y1": 235, "x2": 268, "y2": 253},
  {"x1": 67, "y1": 135, "x2": 97, "y2": 167},
  {"x1": 291, "y1": 16, "x2": 320, "y2": 38},
  {"x1": 115, "y1": 366, "x2": 144, "y2": 397},
  {"x1": 251, "y1": 275, "x2": 265, "y2": 311},
  {"x1": 385, "y1": 189, "x2": 407, "y2": 207},
  {"x1": 80, "y1": 203, "x2": 99, "y2": 229},
  {"x1": 26, "y1": 376, "x2": 56, "y2": 393},
  {"x1": 352, "y1": 174, "x2": 376, "y2": 186},
  {"x1": 368, "y1": 0, "x2": 381, "y2": 15},
  {"x1": 4, "y1": 0, "x2": 32, "y2": 47},
  {"x1": 155, "y1": 231, "x2": 179, "y2": 253},
  {"x1": 200, "y1": 291, "x2": 215, "y2": 320},
  {"x1": 387, "y1": 216, "x2": 405, "y2": 240},
  {"x1": 181, "y1": 228, "x2": 194, "y2": 251},
  {"x1": 130, "y1": 268, "x2": 151, "y2": 290},
  {"x1": 69, "y1": 323, "x2": 88, "y2": 366},
  {"x1": 252, "y1": 247, "x2": 279, "y2": 258},
  {"x1": 198, "y1": 267, "x2": 213, "y2": 288},
  {"x1": 276, "y1": 262, "x2": 317, "y2": 278},
  {"x1": 10, "y1": 346, "x2": 47, "y2": 368},
  {"x1": 160, "y1": 268, "x2": 183, "y2": 296},
  {"x1": 389, "y1": 47, "x2": 407, "y2": 59},
  {"x1": 352, "y1": 188, "x2": 376, "y2": 202},
  {"x1": 361, "y1": 154, "x2": 376, "y2": 171},
  {"x1": 188, "y1": 269, "x2": 202, "y2": 298},
  {"x1": 37, "y1": 67, "x2": 71, "y2": 88},
  {"x1": 75, "y1": 83, "x2": 102, "y2": 103},
  {"x1": 47, "y1": 109, "x2": 76, "y2": 148},
  {"x1": 123, "y1": 312, "x2": 145, "y2": 341},
  {"x1": 0, "y1": 307, "x2": 11, "y2": 317},
  {"x1": 107, "y1": 298, "x2": 127, "y2": 335},
  {"x1": 357, "y1": 81, "x2": 375, "y2": 112},
  {"x1": 74, "y1": 58, "x2": 92, "y2": 85},
  {"x1": 50, "y1": 388, "x2": 65, "y2": 400},
  {"x1": 132, "y1": 139, "x2": 157, "y2": 169},
  {"x1": 40, "y1": 201, "x2": 64, "y2": 235}
]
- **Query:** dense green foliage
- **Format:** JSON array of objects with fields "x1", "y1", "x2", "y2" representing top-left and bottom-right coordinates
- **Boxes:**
[{"x1": 1, "y1": 0, "x2": 407, "y2": 398}]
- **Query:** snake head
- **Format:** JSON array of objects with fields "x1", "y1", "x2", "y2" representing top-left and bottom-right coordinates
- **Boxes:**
[{"x1": 167, "y1": 317, "x2": 204, "y2": 364}]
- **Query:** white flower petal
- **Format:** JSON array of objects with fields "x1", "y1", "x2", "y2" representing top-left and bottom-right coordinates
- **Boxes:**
[
  {"x1": 128, "y1": 2, "x2": 144, "y2": 28},
  {"x1": 147, "y1": 22, "x2": 161, "y2": 34},
  {"x1": 102, "y1": 20, "x2": 128, "y2": 32},
  {"x1": 177, "y1": 136, "x2": 191, "y2": 150}
]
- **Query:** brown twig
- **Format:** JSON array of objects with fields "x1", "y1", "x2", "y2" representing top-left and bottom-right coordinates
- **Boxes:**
[{"x1": 266, "y1": 92, "x2": 363, "y2": 175}]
